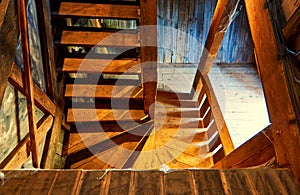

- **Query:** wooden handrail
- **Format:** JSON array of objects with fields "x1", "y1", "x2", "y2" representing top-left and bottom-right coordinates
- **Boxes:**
[
  {"x1": 197, "y1": 73, "x2": 234, "y2": 158},
  {"x1": 18, "y1": 0, "x2": 39, "y2": 168}
]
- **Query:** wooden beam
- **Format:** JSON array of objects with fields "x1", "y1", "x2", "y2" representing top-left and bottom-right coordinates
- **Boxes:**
[
  {"x1": 140, "y1": 0, "x2": 157, "y2": 118},
  {"x1": 213, "y1": 128, "x2": 275, "y2": 168},
  {"x1": 9, "y1": 63, "x2": 56, "y2": 116},
  {"x1": 0, "y1": 115, "x2": 54, "y2": 169},
  {"x1": 245, "y1": 0, "x2": 300, "y2": 182},
  {"x1": 195, "y1": 0, "x2": 240, "y2": 76},
  {"x1": 202, "y1": 75, "x2": 234, "y2": 155},
  {"x1": 0, "y1": 0, "x2": 18, "y2": 107},
  {"x1": 18, "y1": 0, "x2": 39, "y2": 168}
]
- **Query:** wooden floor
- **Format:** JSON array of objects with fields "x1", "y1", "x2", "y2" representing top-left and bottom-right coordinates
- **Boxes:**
[
  {"x1": 0, "y1": 168, "x2": 299, "y2": 194},
  {"x1": 158, "y1": 63, "x2": 270, "y2": 147}
]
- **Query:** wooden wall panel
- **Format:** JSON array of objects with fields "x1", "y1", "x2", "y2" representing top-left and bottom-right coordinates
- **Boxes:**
[
  {"x1": 0, "y1": 0, "x2": 18, "y2": 106},
  {"x1": 157, "y1": 0, "x2": 254, "y2": 64}
]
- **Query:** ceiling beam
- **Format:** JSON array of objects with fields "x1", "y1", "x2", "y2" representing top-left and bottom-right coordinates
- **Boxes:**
[{"x1": 244, "y1": 0, "x2": 300, "y2": 182}]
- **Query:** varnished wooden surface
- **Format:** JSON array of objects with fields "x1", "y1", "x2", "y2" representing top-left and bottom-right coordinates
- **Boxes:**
[
  {"x1": 54, "y1": 2, "x2": 140, "y2": 19},
  {"x1": 63, "y1": 58, "x2": 141, "y2": 74},
  {"x1": 245, "y1": 0, "x2": 300, "y2": 182},
  {"x1": 65, "y1": 84, "x2": 143, "y2": 99},
  {"x1": 59, "y1": 30, "x2": 139, "y2": 47},
  {"x1": 0, "y1": 169, "x2": 299, "y2": 195}
]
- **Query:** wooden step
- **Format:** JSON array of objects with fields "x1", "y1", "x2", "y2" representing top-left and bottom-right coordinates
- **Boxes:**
[
  {"x1": 67, "y1": 108, "x2": 146, "y2": 123},
  {"x1": 65, "y1": 84, "x2": 143, "y2": 99},
  {"x1": 53, "y1": 2, "x2": 140, "y2": 19},
  {"x1": 62, "y1": 58, "x2": 141, "y2": 74},
  {"x1": 58, "y1": 30, "x2": 139, "y2": 47}
]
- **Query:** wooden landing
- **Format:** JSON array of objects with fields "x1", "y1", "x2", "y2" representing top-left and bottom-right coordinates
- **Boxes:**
[{"x1": 0, "y1": 169, "x2": 299, "y2": 194}]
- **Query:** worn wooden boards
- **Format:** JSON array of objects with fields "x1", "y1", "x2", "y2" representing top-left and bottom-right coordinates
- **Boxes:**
[{"x1": 0, "y1": 169, "x2": 299, "y2": 194}]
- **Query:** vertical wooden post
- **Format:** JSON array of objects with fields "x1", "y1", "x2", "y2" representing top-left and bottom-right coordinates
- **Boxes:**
[
  {"x1": 140, "y1": 0, "x2": 157, "y2": 118},
  {"x1": 244, "y1": 0, "x2": 300, "y2": 182},
  {"x1": 18, "y1": 0, "x2": 39, "y2": 168}
]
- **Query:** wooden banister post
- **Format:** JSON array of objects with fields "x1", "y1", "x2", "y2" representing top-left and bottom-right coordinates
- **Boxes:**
[{"x1": 140, "y1": 0, "x2": 157, "y2": 118}]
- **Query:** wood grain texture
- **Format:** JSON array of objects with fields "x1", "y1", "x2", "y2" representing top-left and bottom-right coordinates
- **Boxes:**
[
  {"x1": 245, "y1": 0, "x2": 300, "y2": 182},
  {"x1": 55, "y1": 2, "x2": 140, "y2": 19},
  {"x1": 1, "y1": 169, "x2": 298, "y2": 194},
  {"x1": 67, "y1": 108, "x2": 145, "y2": 123},
  {"x1": 63, "y1": 58, "x2": 141, "y2": 74},
  {"x1": 65, "y1": 84, "x2": 143, "y2": 99},
  {"x1": 18, "y1": 0, "x2": 39, "y2": 168},
  {"x1": 213, "y1": 128, "x2": 274, "y2": 168},
  {"x1": 140, "y1": 0, "x2": 158, "y2": 117},
  {"x1": 59, "y1": 30, "x2": 139, "y2": 47}
]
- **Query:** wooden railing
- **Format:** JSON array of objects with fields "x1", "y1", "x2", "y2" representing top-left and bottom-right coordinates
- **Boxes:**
[{"x1": 195, "y1": 72, "x2": 235, "y2": 164}]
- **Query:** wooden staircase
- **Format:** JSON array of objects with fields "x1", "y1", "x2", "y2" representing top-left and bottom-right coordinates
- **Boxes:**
[{"x1": 51, "y1": 0, "x2": 234, "y2": 169}]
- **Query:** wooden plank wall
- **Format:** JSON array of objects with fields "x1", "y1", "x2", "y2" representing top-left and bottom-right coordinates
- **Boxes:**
[{"x1": 157, "y1": 0, "x2": 254, "y2": 64}]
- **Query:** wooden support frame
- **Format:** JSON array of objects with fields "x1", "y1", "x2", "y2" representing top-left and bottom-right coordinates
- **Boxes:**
[
  {"x1": 18, "y1": 0, "x2": 39, "y2": 168},
  {"x1": 9, "y1": 63, "x2": 56, "y2": 116},
  {"x1": 244, "y1": 0, "x2": 300, "y2": 182},
  {"x1": 213, "y1": 127, "x2": 275, "y2": 168},
  {"x1": 0, "y1": 0, "x2": 18, "y2": 106},
  {"x1": 140, "y1": 0, "x2": 158, "y2": 118}
]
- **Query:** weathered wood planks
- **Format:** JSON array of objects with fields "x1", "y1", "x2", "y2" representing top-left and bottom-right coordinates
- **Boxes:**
[{"x1": 0, "y1": 169, "x2": 299, "y2": 194}]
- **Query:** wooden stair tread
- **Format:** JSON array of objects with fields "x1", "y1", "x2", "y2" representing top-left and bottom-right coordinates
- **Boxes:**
[
  {"x1": 67, "y1": 108, "x2": 146, "y2": 123},
  {"x1": 65, "y1": 84, "x2": 143, "y2": 99},
  {"x1": 59, "y1": 30, "x2": 139, "y2": 46},
  {"x1": 54, "y1": 2, "x2": 140, "y2": 19},
  {"x1": 62, "y1": 58, "x2": 141, "y2": 74},
  {"x1": 65, "y1": 132, "x2": 122, "y2": 155}
]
